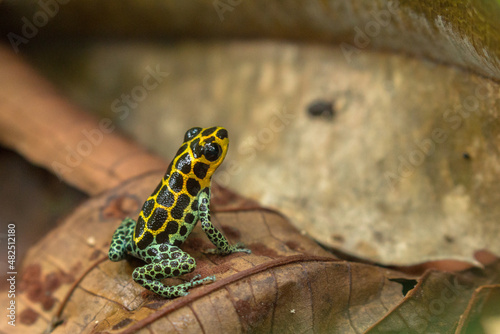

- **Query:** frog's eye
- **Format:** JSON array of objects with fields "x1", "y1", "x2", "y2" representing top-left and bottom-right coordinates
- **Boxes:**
[
  {"x1": 184, "y1": 127, "x2": 202, "y2": 142},
  {"x1": 203, "y1": 143, "x2": 222, "y2": 162}
]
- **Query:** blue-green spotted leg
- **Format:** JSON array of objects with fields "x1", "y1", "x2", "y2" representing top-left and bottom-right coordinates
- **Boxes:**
[
  {"x1": 131, "y1": 244, "x2": 215, "y2": 298},
  {"x1": 198, "y1": 189, "x2": 251, "y2": 255},
  {"x1": 109, "y1": 217, "x2": 135, "y2": 261}
]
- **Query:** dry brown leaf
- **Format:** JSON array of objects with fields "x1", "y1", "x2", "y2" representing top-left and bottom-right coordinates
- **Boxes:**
[
  {"x1": 4, "y1": 170, "x2": 498, "y2": 333},
  {"x1": 1, "y1": 172, "x2": 414, "y2": 333}
]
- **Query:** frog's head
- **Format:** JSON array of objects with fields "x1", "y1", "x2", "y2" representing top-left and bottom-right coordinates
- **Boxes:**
[{"x1": 182, "y1": 126, "x2": 229, "y2": 181}]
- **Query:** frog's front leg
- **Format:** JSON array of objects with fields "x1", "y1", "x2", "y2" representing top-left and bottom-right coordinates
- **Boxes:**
[
  {"x1": 108, "y1": 217, "x2": 135, "y2": 261},
  {"x1": 131, "y1": 244, "x2": 215, "y2": 298},
  {"x1": 198, "y1": 189, "x2": 251, "y2": 255}
]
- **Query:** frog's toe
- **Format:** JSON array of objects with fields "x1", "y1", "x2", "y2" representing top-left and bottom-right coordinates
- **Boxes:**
[
  {"x1": 188, "y1": 274, "x2": 216, "y2": 287},
  {"x1": 190, "y1": 274, "x2": 202, "y2": 282},
  {"x1": 230, "y1": 242, "x2": 251, "y2": 254},
  {"x1": 177, "y1": 289, "x2": 190, "y2": 297}
]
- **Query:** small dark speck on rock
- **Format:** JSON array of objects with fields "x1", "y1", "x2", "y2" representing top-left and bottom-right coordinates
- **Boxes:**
[
  {"x1": 307, "y1": 100, "x2": 335, "y2": 120},
  {"x1": 463, "y1": 152, "x2": 471, "y2": 160}
]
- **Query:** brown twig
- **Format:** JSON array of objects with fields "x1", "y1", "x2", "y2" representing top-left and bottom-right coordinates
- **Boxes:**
[{"x1": 0, "y1": 45, "x2": 166, "y2": 196}]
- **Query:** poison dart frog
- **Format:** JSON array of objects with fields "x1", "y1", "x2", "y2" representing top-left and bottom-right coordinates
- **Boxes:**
[{"x1": 108, "y1": 126, "x2": 251, "y2": 298}]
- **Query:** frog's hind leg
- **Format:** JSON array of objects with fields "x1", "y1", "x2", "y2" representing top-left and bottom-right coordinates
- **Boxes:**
[
  {"x1": 132, "y1": 244, "x2": 215, "y2": 298},
  {"x1": 108, "y1": 217, "x2": 135, "y2": 262}
]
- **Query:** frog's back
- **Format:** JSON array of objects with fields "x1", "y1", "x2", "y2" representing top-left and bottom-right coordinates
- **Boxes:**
[{"x1": 133, "y1": 126, "x2": 229, "y2": 250}]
